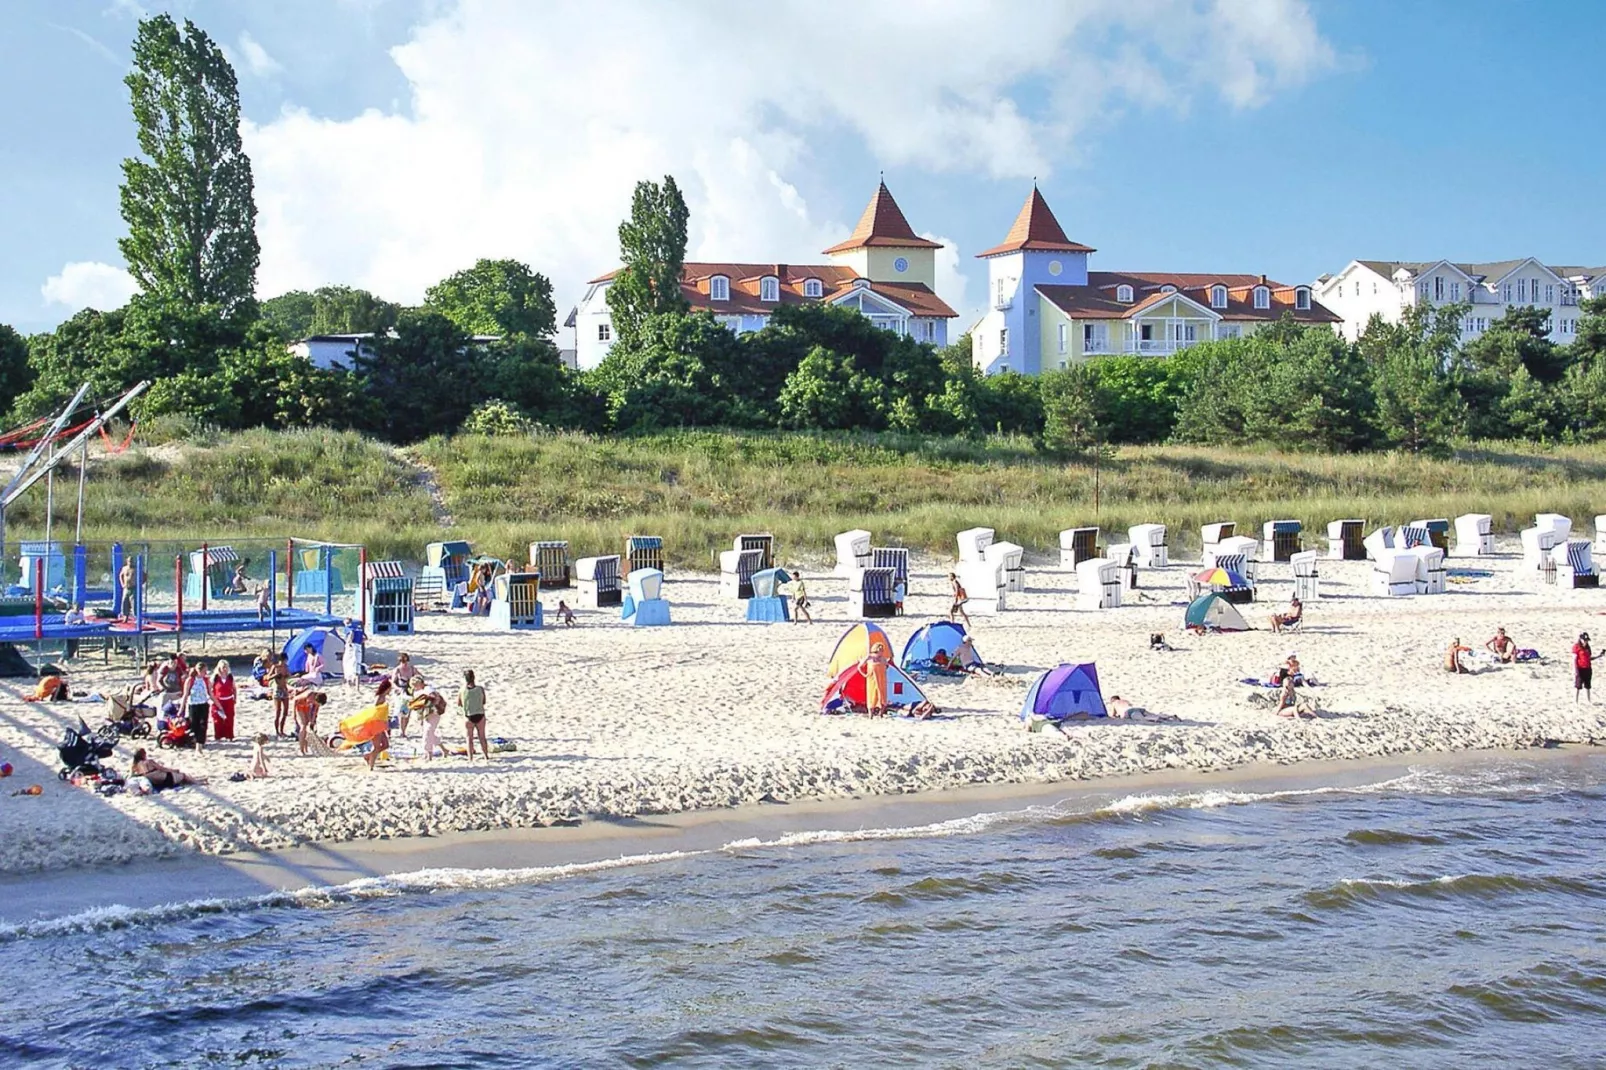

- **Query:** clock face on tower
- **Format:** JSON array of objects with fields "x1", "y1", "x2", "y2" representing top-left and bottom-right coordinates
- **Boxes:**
[
  {"x1": 893, "y1": 257, "x2": 909, "y2": 273},
  {"x1": 1048, "y1": 260, "x2": 1063, "y2": 276}
]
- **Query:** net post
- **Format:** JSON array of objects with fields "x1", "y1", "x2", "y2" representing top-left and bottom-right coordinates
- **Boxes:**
[
  {"x1": 201, "y1": 542, "x2": 209, "y2": 612},
  {"x1": 286, "y1": 538, "x2": 294, "y2": 609},
  {"x1": 359, "y1": 547, "x2": 368, "y2": 630}
]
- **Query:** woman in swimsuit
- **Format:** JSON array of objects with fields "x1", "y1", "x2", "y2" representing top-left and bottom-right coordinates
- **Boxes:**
[
  {"x1": 130, "y1": 748, "x2": 206, "y2": 790},
  {"x1": 458, "y1": 669, "x2": 490, "y2": 760},
  {"x1": 947, "y1": 573, "x2": 971, "y2": 628}
]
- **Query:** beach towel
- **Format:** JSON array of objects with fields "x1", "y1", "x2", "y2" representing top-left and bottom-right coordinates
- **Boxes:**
[{"x1": 1515, "y1": 649, "x2": 1541, "y2": 662}]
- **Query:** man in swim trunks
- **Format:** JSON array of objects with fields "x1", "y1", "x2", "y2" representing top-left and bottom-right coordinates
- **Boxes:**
[
  {"x1": 1485, "y1": 627, "x2": 1517, "y2": 664},
  {"x1": 948, "y1": 573, "x2": 971, "y2": 628}
]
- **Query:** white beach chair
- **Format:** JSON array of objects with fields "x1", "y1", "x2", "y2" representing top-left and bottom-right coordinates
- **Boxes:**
[
  {"x1": 1075, "y1": 557, "x2": 1122, "y2": 610},
  {"x1": 576, "y1": 555, "x2": 623, "y2": 608},
  {"x1": 719, "y1": 548, "x2": 764, "y2": 599},
  {"x1": 957, "y1": 558, "x2": 1005, "y2": 615},
  {"x1": 1521, "y1": 526, "x2": 1559, "y2": 571},
  {"x1": 833, "y1": 530, "x2": 872, "y2": 578},
  {"x1": 1262, "y1": 519, "x2": 1303, "y2": 562},
  {"x1": 1327, "y1": 519, "x2": 1365, "y2": 560},
  {"x1": 1559, "y1": 540, "x2": 1599, "y2": 588},
  {"x1": 1595, "y1": 515, "x2": 1606, "y2": 555},
  {"x1": 1371, "y1": 549, "x2": 1418, "y2": 597},
  {"x1": 957, "y1": 527, "x2": 995, "y2": 564},
  {"x1": 1201, "y1": 522, "x2": 1235, "y2": 564},
  {"x1": 1216, "y1": 536, "x2": 1260, "y2": 582},
  {"x1": 1128, "y1": 524, "x2": 1167, "y2": 568},
  {"x1": 1407, "y1": 519, "x2": 1451, "y2": 551},
  {"x1": 1363, "y1": 527, "x2": 1395, "y2": 562},
  {"x1": 1106, "y1": 542, "x2": 1137, "y2": 589},
  {"x1": 1291, "y1": 550, "x2": 1320, "y2": 601},
  {"x1": 1415, "y1": 547, "x2": 1447, "y2": 594},
  {"x1": 1536, "y1": 513, "x2": 1572, "y2": 543},
  {"x1": 1454, "y1": 513, "x2": 1493, "y2": 557},
  {"x1": 984, "y1": 540, "x2": 1026, "y2": 593},
  {"x1": 1059, "y1": 527, "x2": 1099, "y2": 569}
]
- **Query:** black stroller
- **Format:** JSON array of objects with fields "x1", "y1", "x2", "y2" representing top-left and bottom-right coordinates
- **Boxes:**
[{"x1": 58, "y1": 718, "x2": 118, "y2": 781}]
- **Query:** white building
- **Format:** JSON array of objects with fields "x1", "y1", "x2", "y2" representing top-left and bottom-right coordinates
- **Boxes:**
[
  {"x1": 289, "y1": 332, "x2": 501, "y2": 370},
  {"x1": 569, "y1": 182, "x2": 958, "y2": 369},
  {"x1": 1315, "y1": 259, "x2": 1606, "y2": 343}
]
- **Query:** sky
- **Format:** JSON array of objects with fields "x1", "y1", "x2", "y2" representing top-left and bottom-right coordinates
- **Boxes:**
[{"x1": 4, "y1": 0, "x2": 1605, "y2": 344}]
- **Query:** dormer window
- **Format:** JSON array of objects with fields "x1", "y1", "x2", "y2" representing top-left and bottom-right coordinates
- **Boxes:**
[
  {"x1": 709, "y1": 275, "x2": 730, "y2": 301},
  {"x1": 803, "y1": 278, "x2": 822, "y2": 298},
  {"x1": 760, "y1": 276, "x2": 779, "y2": 303},
  {"x1": 1253, "y1": 286, "x2": 1270, "y2": 309},
  {"x1": 1294, "y1": 287, "x2": 1311, "y2": 311},
  {"x1": 1211, "y1": 285, "x2": 1228, "y2": 309},
  {"x1": 1116, "y1": 284, "x2": 1133, "y2": 303},
  {"x1": 1160, "y1": 285, "x2": 1177, "y2": 294}
]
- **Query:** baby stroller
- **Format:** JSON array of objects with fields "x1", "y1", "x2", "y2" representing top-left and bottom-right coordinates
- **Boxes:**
[
  {"x1": 59, "y1": 718, "x2": 118, "y2": 780},
  {"x1": 105, "y1": 687, "x2": 154, "y2": 739}
]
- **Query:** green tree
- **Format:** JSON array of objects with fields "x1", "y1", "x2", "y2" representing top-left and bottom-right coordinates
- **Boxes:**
[
  {"x1": 487, "y1": 337, "x2": 604, "y2": 431},
  {"x1": 0, "y1": 324, "x2": 36, "y2": 415},
  {"x1": 1039, "y1": 364, "x2": 1101, "y2": 455},
  {"x1": 598, "y1": 313, "x2": 760, "y2": 431},
  {"x1": 424, "y1": 259, "x2": 556, "y2": 339},
  {"x1": 1360, "y1": 305, "x2": 1466, "y2": 455},
  {"x1": 777, "y1": 346, "x2": 885, "y2": 430},
  {"x1": 261, "y1": 286, "x2": 401, "y2": 339},
  {"x1": 605, "y1": 175, "x2": 690, "y2": 349},
  {"x1": 119, "y1": 15, "x2": 258, "y2": 311},
  {"x1": 347, "y1": 312, "x2": 485, "y2": 441}
]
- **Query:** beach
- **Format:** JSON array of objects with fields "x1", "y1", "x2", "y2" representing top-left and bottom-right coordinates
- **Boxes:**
[{"x1": 1, "y1": 535, "x2": 1603, "y2": 877}]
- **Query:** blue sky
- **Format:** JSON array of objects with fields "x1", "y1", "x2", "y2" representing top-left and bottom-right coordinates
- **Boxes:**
[{"x1": 4, "y1": 0, "x2": 1604, "y2": 340}]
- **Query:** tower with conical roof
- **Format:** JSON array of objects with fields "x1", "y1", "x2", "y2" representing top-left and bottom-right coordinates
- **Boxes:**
[
  {"x1": 974, "y1": 187, "x2": 1095, "y2": 374},
  {"x1": 823, "y1": 181, "x2": 943, "y2": 290}
]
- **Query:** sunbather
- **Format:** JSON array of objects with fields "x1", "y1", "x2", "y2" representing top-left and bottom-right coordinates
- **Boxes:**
[
  {"x1": 130, "y1": 748, "x2": 206, "y2": 790},
  {"x1": 1485, "y1": 627, "x2": 1517, "y2": 664},
  {"x1": 1445, "y1": 638, "x2": 1471, "y2": 674},
  {"x1": 1270, "y1": 596, "x2": 1302, "y2": 634}
]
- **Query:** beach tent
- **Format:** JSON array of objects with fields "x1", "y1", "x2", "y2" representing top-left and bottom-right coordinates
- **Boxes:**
[
  {"x1": 827, "y1": 622, "x2": 895, "y2": 678},
  {"x1": 1018, "y1": 663, "x2": 1106, "y2": 721},
  {"x1": 1183, "y1": 593, "x2": 1249, "y2": 632},
  {"x1": 283, "y1": 625, "x2": 344, "y2": 673},
  {"x1": 901, "y1": 620, "x2": 984, "y2": 672},
  {"x1": 820, "y1": 662, "x2": 929, "y2": 713}
]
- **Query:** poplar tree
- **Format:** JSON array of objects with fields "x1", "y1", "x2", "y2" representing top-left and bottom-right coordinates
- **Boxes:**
[
  {"x1": 118, "y1": 15, "x2": 259, "y2": 311},
  {"x1": 606, "y1": 175, "x2": 690, "y2": 349}
]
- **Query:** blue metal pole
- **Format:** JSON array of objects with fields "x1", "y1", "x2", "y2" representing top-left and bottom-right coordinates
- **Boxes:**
[
  {"x1": 324, "y1": 546, "x2": 333, "y2": 617},
  {"x1": 111, "y1": 542, "x2": 124, "y2": 617},
  {"x1": 73, "y1": 543, "x2": 86, "y2": 610},
  {"x1": 269, "y1": 548, "x2": 278, "y2": 649}
]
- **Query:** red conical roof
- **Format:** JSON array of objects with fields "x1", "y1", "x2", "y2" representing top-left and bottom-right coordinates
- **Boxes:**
[
  {"x1": 823, "y1": 181, "x2": 943, "y2": 254},
  {"x1": 976, "y1": 188, "x2": 1095, "y2": 258}
]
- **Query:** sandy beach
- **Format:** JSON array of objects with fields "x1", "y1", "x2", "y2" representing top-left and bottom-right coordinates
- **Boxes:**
[{"x1": 2, "y1": 535, "x2": 1604, "y2": 877}]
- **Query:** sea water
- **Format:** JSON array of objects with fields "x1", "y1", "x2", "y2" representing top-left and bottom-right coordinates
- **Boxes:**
[{"x1": 2, "y1": 753, "x2": 1604, "y2": 1068}]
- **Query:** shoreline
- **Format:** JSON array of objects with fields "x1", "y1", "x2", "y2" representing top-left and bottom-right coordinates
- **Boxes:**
[{"x1": 2, "y1": 745, "x2": 1601, "y2": 927}]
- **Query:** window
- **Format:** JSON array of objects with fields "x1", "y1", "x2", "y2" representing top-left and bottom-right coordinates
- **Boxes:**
[
  {"x1": 999, "y1": 328, "x2": 1009, "y2": 355},
  {"x1": 710, "y1": 275, "x2": 730, "y2": 301},
  {"x1": 1058, "y1": 323, "x2": 1068, "y2": 354},
  {"x1": 1116, "y1": 284, "x2": 1133, "y2": 303},
  {"x1": 803, "y1": 278, "x2": 822, "y2": 298},
  {"x1": 1295, "y1": 287, "x2": 1311, "y2": 310},
  {"x1": 1503, "y1": 283, "x2": 1512, "y2": 303},
  {"x1": 1545, "y1": 284, "x2": 1555, "y2": 303},
  {"x1": 1221, "y1": 324, "x2": 1242, "y2": 340},
  {"x1": 597, "y1": 323, "x2": 611, "y2": 342},
  {"x1": 1211, "y1": 285, "x2": 1228, "y2": 308},
  {"x1": 1354, "y1": 281, "x2": 1361, "y2": 297},
  {"x1": 1517, "y1": 278, "x2": 1527, "y2": 302},
  {"x1": 1140, "y1": 324, "x2": 1154, "y2": 341},
  {"x1": 760, "y1": 276, "x2": 779, "y2": 302},
  {"x1": 1161, "y1": 284, "x2": 1177, "y2": 294},
  {"x1": 995, "y1": 277, "x2": 1013, "y2": 309},
  {"x1": 1450, "y1": 281, "x2": 1461, "y2": 301},
  {"x1": 1253, "y1": 286, "x2": 1270, "y2": 309},
  {"x1": 1419, "y1": 281, "x2": 1431, "y2": 301},
  {"x1": 1434, "y1": 276, "x2": 1444, "y2": 301},
  {"x1": 1372, "y1": 282, "x2": 1378, "y2": 295}
]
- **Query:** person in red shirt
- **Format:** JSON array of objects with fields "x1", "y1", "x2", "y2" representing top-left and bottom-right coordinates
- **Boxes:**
[{"x1": 1573, "y1": 633, "x2": 1593, "y2": 703}]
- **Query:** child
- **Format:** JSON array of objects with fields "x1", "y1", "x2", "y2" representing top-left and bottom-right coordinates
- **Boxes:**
[
  {"x1": 255, "y1": 581, "x2": 270, "y2": 622},
  {"x1": 249, "y1": 732, "x2": 271, "y2": 778},
  {"x1": 269, "y1": 654, "x2": 291, "y2": 737},
  {"x1": 556, "y1": 601, "x2": 577, "y2": 627},
  {"x1": 792, "y1": 574, "x2": 812, "y2": 624},
  {"x1": 294, "y1": 691, "x2": 325, "y2": 756}
]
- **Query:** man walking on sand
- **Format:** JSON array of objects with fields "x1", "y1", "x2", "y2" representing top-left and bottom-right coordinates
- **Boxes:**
[
  {"x1": 1574, "y1": 632, "x2": 1593, "y2": 702},
  {"x1": 948, "y1": 572, "x2": 971, "y2": 628}
]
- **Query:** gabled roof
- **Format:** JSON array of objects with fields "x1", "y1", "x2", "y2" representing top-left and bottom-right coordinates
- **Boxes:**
[
  {"x1": 821, "y1": 182, "x2": 943, "y2": 254},
  {"x1": 975, "y1": 188, "x2": 1095, "y2": 258},
  {"x1": 1352, "y1": 258, "x2": 1572, "y2": 287},
  {"x1": 1035, "y1": 271, "x2": 1339, "y2": 324},
  {"x1": 1550, "y1": 265, "x2": 1606, "y2": 280},
  {"x1": 586, "y1": 261, "x2": 956, "y2": 318}
]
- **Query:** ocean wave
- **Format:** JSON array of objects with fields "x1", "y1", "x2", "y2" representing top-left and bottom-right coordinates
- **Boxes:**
[
  {"x1": 719, "y1": 807, "x2": 1051, "y2": 852},
  {"x1": 1094, "y1": 783, "x2": 1368, "y2": 815},
  {"x1": 0, "y1": 850, "x2": 703, "y2": 942},
  {"x1": 1303, "y1": 872, "x2": 1604, "y2": 911}
]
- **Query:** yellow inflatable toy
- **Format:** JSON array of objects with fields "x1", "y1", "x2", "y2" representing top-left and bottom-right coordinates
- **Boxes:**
[{"x1": 337, "y1": 703, "x2": 390, "y2": 746}]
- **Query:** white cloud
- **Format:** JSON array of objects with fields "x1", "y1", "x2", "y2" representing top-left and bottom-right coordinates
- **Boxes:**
[
  {"x1": 236, "y1": 32, "x2": 284, "y2": 77},
  {"x1": 40, "y1": 261, "x2": 140, "y2": 312},
  {"x1": 245, "y1": 0, "x2": 1336, "y2": 330}
]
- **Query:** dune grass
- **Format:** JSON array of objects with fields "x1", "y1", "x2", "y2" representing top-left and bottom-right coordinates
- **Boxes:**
[{"x1": 15, "y1": 427, "x2": 1606, "y2": 570}]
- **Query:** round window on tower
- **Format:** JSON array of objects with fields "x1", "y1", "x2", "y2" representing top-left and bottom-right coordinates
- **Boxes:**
[
  {"x1": 1048, "y1": 260, "x2": 1063, "y2": 276},
  {"x1": 893, "y1": 257, "x2": 909, "y2": 273}
]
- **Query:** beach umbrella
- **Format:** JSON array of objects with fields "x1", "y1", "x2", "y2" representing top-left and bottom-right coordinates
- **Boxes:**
[{"x1": 1193, "y1": 566, "x2": 1248, "y2": 587}]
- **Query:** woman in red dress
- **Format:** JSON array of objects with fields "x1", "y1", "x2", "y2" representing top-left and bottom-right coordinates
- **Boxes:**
[{"x1": 209, "y1": 660, "x2": 238, "y2": 741}]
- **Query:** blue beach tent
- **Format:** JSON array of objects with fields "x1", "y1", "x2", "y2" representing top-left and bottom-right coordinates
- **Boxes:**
[
  {"x1": 1018, "y1": 662, "x2": 1106, "y2": 721},
  {"x1": 283, "y1": 625, "x2": 343, "y2": 673},
  {"x1": 901, "y1": 621, "x2": 983, "y2": 672}
]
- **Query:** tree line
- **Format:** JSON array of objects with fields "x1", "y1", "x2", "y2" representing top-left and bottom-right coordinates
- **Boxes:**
[{"x1": 5, "y1": 13, "x2": 1606, "y2": 455}]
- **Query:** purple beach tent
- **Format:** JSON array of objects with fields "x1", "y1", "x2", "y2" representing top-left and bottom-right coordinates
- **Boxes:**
[{"x1": 1018, "y1": 662, "x2": 1107, "y2": 721}]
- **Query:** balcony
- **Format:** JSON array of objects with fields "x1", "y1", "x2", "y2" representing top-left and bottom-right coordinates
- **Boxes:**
[{"x1": 1125, "y1": 337, "x2": 1201, "y2": 355}]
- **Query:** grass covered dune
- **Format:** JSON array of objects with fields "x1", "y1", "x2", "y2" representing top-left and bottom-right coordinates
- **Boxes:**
[{"x1": 21, "y1": 427, "x2": 1606, "y2": 566}]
